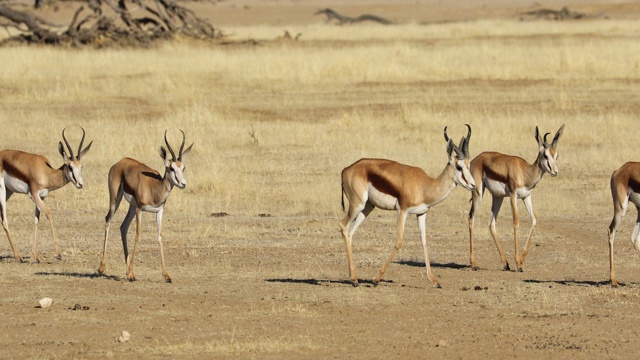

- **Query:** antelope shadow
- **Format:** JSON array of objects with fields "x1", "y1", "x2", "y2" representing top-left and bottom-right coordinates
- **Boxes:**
[
  {"x1": 523, "y1": 279, "x2": 611, "y2": 287},
  {"x1": 35, "y1": 271, "x2": 120, "y2": 281}
]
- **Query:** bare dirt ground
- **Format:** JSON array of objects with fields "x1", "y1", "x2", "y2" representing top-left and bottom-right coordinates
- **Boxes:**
[{"x1": 3, "y1": 0, "x2": 640, "y2": 359}]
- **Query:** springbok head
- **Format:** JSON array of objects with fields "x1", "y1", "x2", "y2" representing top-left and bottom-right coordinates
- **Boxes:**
[
  {"x1": 58, "y1": 127, "x2": 93, "y2": 189},
  {"x1": 535, "y1": 124, "x2": 565, "y2": 177},
  {"x1": 160, "y1": 129, "x2": 194, "y2": 189},
  {"x1": 444, "y1": 124, "x2": 476, "y2": 191}
]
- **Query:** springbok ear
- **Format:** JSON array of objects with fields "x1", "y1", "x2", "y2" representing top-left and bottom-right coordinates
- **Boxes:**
[
  {"x1": 78, "y1": 141, "x2": 93, "y2": 160},
  {"x1": 160, "y1": 146, "x2": 171, "y2": 166},
  {"x1": 180, "y1": 143, "x2": 194, "y2": 161},
  {"x1": 446, "y1": 139, "x2": 458, "y2": 164},
  {"x1": 552, "y1": 124, "x2": 565, "y2": 148},
  {"x1": 534, "y1": 126, "x2": 545, "y2": 150},
  {"x1": 58, "y1": 142, "x2": 69, "y2": 162}
]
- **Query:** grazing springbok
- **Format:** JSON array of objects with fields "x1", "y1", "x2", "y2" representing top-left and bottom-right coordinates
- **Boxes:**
[
  {"x1": 607, "y1": 162, "x2": 640, "y2": 287},
  {"x1": 339, "y1": 125, "x2": 476, "y2": 288},
  {"x1": 468, "y1": 125, "x2": 565, "y2": 272},
  {"x1": 98, "y1": 130, "x2": 193, "y2": 283},
  {"x1": 0, "y1": 127, "x2": 92, "y2": 262}
]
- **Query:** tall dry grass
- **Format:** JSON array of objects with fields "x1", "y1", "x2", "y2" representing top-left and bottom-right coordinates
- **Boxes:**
[{"x1": 0, "y1": 19, "x2": 638, "y2": 230}]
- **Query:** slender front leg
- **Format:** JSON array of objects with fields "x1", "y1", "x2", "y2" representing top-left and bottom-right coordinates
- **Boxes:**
[
  {"x1": 126, "y1": 207, "x2": 142, "y2": 282},
  {"x1": 373, "y1": 209, "x2": 408, "y2": 285},
  {"x1": 31, "y1": 193, "x2": 61, "y2": 261},
  {"x1": 0, "y1": 186, "x2": 22, "y2": 262},
  {"x1": 468, "y1": 189, "x2": 483, "y2": 270},
  {"x1": 489, "y1": 196, "x2": 509, "y2": 270},
  {"x1": 510, "y1": 193, "x2": 523, "y2": 272},
  {"x1": 417, "y1": 213, "x2": 440, "y2": 288},
  {"x1": 32, "y1": 206, "x2": 41, "y2": 263},
  {"x1": 519, "y1": 195, "x2": 537, "y2": 264},
  {"x1": 156, "y1": 208, "x2": 171, "y2": 283}
]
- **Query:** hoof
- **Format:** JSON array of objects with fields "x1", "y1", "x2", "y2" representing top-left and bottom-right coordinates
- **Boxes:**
[
  {"x1": 517, "y1": 268, "x2": 523, "y2": 273},
  {"x1": 165, "y1": 278, "x2": 172, "y2": 284},
  {"x1": 372, "y1": 279, "x2": 379, "y2": 287},
  {"x1": 127, "y1": 277, "x2": 136, "y2": 282},
  {"x1": 55, "y1": 256, "x2": 62, "y2": 261},
  {"x1": 471, "y1": 266, "x2": 478, "y2": 271},
  {"x1": 434, "y1": 284, "x2": 442, "y2": 289},
  {"x1": 350, "y1": 281, "x2": 359, "y2": 287},
  {"x1": 503, "y1": 263, "x2": 510, "y2": 271}
]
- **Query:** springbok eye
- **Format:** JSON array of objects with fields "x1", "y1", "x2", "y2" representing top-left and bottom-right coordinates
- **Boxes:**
[
  {"x1": 455, "y1": 165, "x2": 462, "y2": 171},
  {"x1": 169, "y1": 167, "x2": 175, "y2": 172}
]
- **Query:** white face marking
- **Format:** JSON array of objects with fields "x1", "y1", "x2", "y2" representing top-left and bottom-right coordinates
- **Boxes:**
[
  {"x1": 541, "y1": 148, "x2": 559, "y2": 177},
  {"x1": 168, "y1": 162, "x2": 187, "y2": 189},
  {"x1": 454, "y1": 158, "x2": 476, "y2": 191},
  {"x1": 67, "y1": 161, "x2": 85, "y2": 189}
]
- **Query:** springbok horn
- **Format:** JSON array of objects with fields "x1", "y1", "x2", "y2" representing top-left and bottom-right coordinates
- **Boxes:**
[
  {"x1": 178, "y1": 130, "x2": 186, "y2": 161},
  {"x1": 77, "y1": 127, "x2": 86, "y2": 159},
  {"x1": 443, "y1": 126, "x2": 450, "y2": 142},
  {"x1": 463, "y1": 124, "x2": 471, "y2": 157},
  {"x1": 62, "y1": 128, "x2": 75, "y2": 160},
  {"x1": 164, "y1": 130, "x2": 177, "y2": 161}
]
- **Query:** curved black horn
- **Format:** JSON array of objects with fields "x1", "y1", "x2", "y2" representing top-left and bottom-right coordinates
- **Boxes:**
[
  {"x1": 443, "y1": 126, "x2": 450, "y2": 142},
  {"x1": 543, "y1": 132, "x2": 551, "y2": 147},
  {"x1": 178, "y1": 130, "x2": 186, "y2": 161},
  {"x1": 164, "y1": 130, "x2": 177, "y2": 161},
  {"x1": 77, "y1": 127, "x2": 86, "y2": 159},
  {"x1": 463, "y1": 124, "x2": 471, "y2": 157},
  {"x1": 62, "y1": 128, "x2": 75, "y2": 160}
]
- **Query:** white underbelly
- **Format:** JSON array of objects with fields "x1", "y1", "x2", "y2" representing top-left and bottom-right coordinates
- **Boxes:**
[
  {"x1": 368, "y1": 184, "x2": 398, "y2": 210},
  {"x1": 3, "y1": 173, "x2": 30, "y2": 195},
  {"x1": 484, "y1": 176, "x2": 532, "y2": 199},
  {"x1": 141, "y1": 204, "x2": 164, "y2": 213},
  {"x1": 630, "y1": 190, "x2": 640, "y2": 207},
  {"x1": 124, "y1": 192, "x2": 164, "y2": 213},
  {"x1": 484, "y1": 177, "x2": 509, "y2": 197}
]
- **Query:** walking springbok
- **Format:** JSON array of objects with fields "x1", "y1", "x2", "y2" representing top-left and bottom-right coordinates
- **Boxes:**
[
  {"x1": 339, "y1": 125, "x2": 476, "y2": 288},
  {"x1": 98, "y1": 130, "x2": 193, "y2": 283},
  {"x1": 607, "y1": 162, "x2": 640, "y2": 287},
  {"x1": 468, "y1": 125, "x2": 565, "y2": 272},
  {"x1": 0, "y1": 127, "x2": 92, "y2": 262}
]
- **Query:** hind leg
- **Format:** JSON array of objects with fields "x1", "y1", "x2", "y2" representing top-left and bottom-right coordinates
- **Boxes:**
[{"x1": 339, "y1": 201, "x2": 373, "y2": 286}]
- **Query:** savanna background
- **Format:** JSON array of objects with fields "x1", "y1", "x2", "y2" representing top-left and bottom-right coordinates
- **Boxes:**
[{"x1": 1, "y1": 0, "x2": 640, "y2": 358}]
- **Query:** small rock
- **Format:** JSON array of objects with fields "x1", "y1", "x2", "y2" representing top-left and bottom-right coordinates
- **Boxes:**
[
  {"x1": 118, "y1": 331, "x2": 131, "y2": 343},
  {"x1": 38, "y1": 298, "x2": 53, "y2": 308},
  {"x1": 437, "y1": 339, "x2": 448, "y2": 348}
]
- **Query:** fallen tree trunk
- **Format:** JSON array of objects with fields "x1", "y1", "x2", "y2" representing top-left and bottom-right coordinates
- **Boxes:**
[{"x1": 0, "y1": 0, "x2": 218, "y2": 47}]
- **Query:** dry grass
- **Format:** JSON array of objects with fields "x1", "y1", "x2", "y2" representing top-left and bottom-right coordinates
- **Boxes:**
[{"x1": 2, "y1": 17, "x2": 640, "y2": 358}]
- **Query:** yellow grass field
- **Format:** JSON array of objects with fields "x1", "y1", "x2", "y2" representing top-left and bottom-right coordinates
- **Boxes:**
[{"x1": 2, "y1": 0, "x2": 640, "y2": 358}]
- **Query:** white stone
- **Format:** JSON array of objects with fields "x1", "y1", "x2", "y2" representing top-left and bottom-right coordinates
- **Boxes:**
[
  {"x1": 38, "y1": 298, "x2": 52, "y2": 308},
  {"x1": 118, "y1": 331, "x2": 131, "y2": 343}
]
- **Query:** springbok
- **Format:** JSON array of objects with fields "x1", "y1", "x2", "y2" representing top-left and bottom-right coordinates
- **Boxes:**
[
  {"x1": 339, "y1": 125, "x2": 476, "y2": 288},
  {"x1": 468, "y1": 125, "x2": 565, "y2": 272},
  {"x1": 0, "y1": 127, "x2": 92, "y2": 262},
  {"x1": 98, "y1": 130, "x2": 193, "y2": 283},
  {"x1": 607, "y1": 162, "x2": 640, "y2": 287}
]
